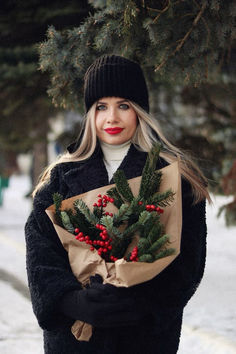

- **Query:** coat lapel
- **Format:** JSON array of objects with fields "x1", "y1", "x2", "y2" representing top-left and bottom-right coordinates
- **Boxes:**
[{"x1": 62, "y1": 148, "x2": 109, "y2": 197}]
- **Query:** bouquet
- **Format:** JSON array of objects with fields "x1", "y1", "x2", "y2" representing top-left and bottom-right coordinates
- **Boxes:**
[{"x1": 46, "y1": 144, "x2": 182, "y2": 341}]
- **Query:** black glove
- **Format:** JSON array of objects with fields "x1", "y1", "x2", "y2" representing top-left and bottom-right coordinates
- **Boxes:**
[{"x1": 60, "y1": 275, "x2": 149, "y2": 328}]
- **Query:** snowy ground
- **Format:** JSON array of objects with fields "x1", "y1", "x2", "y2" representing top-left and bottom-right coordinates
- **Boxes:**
[{"x1": 0, "y1": 174, "x2": 236, "y2": 354}]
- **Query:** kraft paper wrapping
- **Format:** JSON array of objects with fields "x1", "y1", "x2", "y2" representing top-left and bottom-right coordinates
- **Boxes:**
[{"x1": 46, "y1": 160, "x2": 182, "y2": 342}]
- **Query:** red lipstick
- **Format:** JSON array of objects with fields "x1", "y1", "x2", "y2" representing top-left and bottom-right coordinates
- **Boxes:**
[{"x1": 104, "y1": 127, "x2": 124, "y2": 135}]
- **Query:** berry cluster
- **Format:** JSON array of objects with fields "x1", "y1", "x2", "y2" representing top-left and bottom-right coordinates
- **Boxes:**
[
  {"x1": 129, "y1": 246, "x2": 138, "y2": 262},
  {"x1": 145, "y1": 204, "x2": 164, "y2": 214},
  {"x1": 93, "y1": 194, "x2": 114, "y2": 217},
  {"x1": 74, "y1": 223, "x2": 118, "y2": 262},
  {"x1": 74, "y1": 229, "x2": 94, "y2": 248}
]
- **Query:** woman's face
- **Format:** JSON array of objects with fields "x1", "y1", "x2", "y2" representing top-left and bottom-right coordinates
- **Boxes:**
[{"x1": 95, "y1": 97, "x2": 138, "y2": 145}]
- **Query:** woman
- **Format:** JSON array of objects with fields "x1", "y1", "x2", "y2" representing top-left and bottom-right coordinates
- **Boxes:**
[{"x1": 25, "y1": 54, "x2": 210, "y2": 354}]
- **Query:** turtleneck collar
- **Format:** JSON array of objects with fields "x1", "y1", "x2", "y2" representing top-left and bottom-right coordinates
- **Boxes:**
[
  {"x1": 100, "y1": 140, "x2": 131, "y2": 181},
  {"x1": 100, "y1": 140, "x2": 131, "y2": 162}
]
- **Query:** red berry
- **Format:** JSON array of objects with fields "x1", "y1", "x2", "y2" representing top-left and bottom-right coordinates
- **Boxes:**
[
  {"x1": 74, "y1": 228, "x2": 80, "y2": 234},
  {"x1": 105, "y1": 211, "x2": 109, "y2": 216},
  {"x1": 98, "y1": 194, "x2": 102, "y2": 198},
  {"x1": 108, "y1": 245, "x2": 112, "y2": 250},
  {"x1": 78, "y1": 232, "x2": 84, "y2": 237},
  {"x1": 109, "y1": 213, "x2": 113, "y2": 217},
  {"x1": 93, "y1": 203, "x2": 98, "y2": 207},
  {"x1": 90, "y1": 246, "x2": 94, "y2": 251},
  {"x1": 138, "y1": 201, "x2": 143, "y2": 205}
]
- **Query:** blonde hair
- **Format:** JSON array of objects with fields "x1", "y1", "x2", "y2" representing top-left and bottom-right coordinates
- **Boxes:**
[{"x1": 33, "y1": 100, "x2": 211, "y2": 203}]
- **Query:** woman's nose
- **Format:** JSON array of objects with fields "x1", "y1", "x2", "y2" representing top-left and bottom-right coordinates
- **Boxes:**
[{"x1": 106, "y1": 108, "x2": 119, "y2": 123}]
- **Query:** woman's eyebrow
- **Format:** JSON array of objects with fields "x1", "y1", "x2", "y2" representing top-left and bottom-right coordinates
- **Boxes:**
[
  {"x1": 97, "y1": 99, "x2": 128, "y2": 105},
  {"x1": 97, "y1": 101, "x2": 107, "y2": 105},
  {"x1": 116, "y1": 99, "x2": 128, "y2": 104}
]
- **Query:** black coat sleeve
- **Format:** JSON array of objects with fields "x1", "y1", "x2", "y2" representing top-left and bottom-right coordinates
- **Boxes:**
[
  {"x1": 129, "y1": 177, "x2": 207, "y2": 327},
  {"x1": 25, "y1": 168, "x2": 82, "y2": 331}
]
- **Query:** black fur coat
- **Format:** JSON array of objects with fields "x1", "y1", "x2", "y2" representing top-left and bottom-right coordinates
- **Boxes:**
[{"x1": 25, "y1": 143, "x2": 207, "y2": 354}]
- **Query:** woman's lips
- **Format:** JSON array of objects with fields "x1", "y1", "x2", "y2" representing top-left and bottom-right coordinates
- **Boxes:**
[{"x1": 104, "y1": 127, "x2": 124, "y2": 135}]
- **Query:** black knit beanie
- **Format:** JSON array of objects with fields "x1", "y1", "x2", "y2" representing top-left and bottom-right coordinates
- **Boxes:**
[{"x1": 84, "y1": 54, "x2": 149, "y2": 112}]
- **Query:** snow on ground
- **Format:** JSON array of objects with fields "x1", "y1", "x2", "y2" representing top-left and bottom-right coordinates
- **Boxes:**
[{"x1": 0, "y1": 174, "x2": 236, "y2": 354}]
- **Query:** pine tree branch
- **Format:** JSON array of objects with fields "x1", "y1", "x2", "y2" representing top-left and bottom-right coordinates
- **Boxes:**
[
  {"x1": 100, "y1": 215, "x2": 123, "y2": 239},
  {"x1": 137, "y1": 237, "x2": 150, "y2": 256},
  {"x1": 150, "y1": 189, "x2": 175, "y2": 207},
  {"x1": 113, "y1": 169, "x2": 134, "y2": 203},
  {"x1": 106, "y1": 187, "x2": 123, "y2": 208},
  {"x1": 147, "y1": 219, "x2": 163, "y2": 244},
  {"x1": 113, "y1": 203, "x2": 133, "y2": 224},
  {"x1": 148, "y1": 234, "x2": 170, "y2": 254},
  {"x1": 154, "y1": 2, "x2": 207, "y2": 72},
  {"x1": 139, "y1": 143, "x2": 161, "y2": 199},
  {"x1": 53, "y1": 192, "x2": 63, "y2": 225},
  {"x1": 74, "y1": 199, "x2": 99, "y2": 225},
  {"x1": 60, "y1": 211, "x2": 74, "y2": 234},
  {"x1": 154, "y1": 248, "x2": 175, "y2": 260}
]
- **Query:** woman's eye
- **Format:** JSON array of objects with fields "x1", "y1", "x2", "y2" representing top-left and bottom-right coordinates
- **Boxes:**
[
  {"x1": 96, "y1": 105, "x2": 106, "y2": 111},
  {"x1": 119, "y1": 103, "x2": 129, "y2": 110}
]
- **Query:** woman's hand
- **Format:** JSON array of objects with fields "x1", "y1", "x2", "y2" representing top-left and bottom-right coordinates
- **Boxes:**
[{"x1": 60, "y1": 274, "x2": 149, "y2": 328}]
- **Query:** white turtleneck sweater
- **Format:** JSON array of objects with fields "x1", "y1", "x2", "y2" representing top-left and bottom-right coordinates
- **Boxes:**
[{"x1": 100, "y1": 140, "x2": 131, "y2": 181}]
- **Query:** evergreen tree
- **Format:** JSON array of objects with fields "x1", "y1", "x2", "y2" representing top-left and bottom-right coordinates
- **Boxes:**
[
  {"x1": 0, "y1": 0, "x2": 92, "y2": 184},
  {"x1": 39, "y1": 0, "x2": 235, "y2": 110}
]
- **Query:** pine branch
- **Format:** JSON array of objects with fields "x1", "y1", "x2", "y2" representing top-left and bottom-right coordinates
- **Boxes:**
[
  {"x1": 52, "y1": 192, "x2": 63, "y2": 225},
  {"x1": 148, "y1": 234, "x2": 170, "y2": 254},
  {"x1": 139, "y1": 143, "x2": 161, "y2": 199},
  {"x1": 138, "y1": 254, "x2": 154, "y2": 262},
  {"x1": 113, "y1": 203, "x2": 133, "y2": 224},
  {"x1": 150, "y1": 189, "x2": 175, "y2": 207},
  {"x1": 137, "y1": 237, "x2": 150, "y2": 256},
  {"x1": 138, "y1": 210, "x2": 152, "y2": 224},
  {"x1": 100, "y1": 215, "x2": 122, "y2": 239},
  {"x1": 113, "y1": 169, "x2": 134, "y2": 203},
  {"x1": 154, "y1": 2, "x2": 207, "y2": 72},
  {"x1": 154, "y1": 248, "x2": 175, "y2": 260},
  {"x1": 74, "y1": 199, "x2": 99, "y2": 225},
  {"x1": 106, "y1": 187, "x2": 123, "y2": 208},
  {"x1": 145, "y1": 170, "x2": 162, "y2": 200},
  {"x1": 147, "y1": 219, "x2": 163, "y2": 243},
  {"x1": 60, "y1": 211, "x2": 74, "y2": 234},
  {"x1": 122, "y1": 211, "x2": 151, "y2": 239}
]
